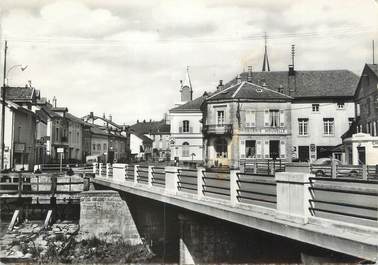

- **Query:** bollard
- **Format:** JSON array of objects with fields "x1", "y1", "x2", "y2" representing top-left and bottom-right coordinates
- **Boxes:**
[{"x1": 331, "y1": 155, "x2": 337, "y2": 179}]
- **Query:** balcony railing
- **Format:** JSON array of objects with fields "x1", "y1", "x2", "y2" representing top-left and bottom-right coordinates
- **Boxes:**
[{"x1": 203, "y1": 124, "x2": 233, "y2": 135}]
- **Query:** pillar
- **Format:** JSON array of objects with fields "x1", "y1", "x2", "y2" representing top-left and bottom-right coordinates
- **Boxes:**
[
  {"x1": 275, "y1": 172, "x2": 312, "y2": 224},
  {"x1": 165, "y1": 166, "x2": 179, "y2": 194}
]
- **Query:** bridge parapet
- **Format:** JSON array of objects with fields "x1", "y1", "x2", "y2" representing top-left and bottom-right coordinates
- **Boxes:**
[{"x1": 92, "y1": 163, "x2": 378, "y2": 261}]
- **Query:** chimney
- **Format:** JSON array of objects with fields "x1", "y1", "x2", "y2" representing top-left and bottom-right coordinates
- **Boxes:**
[
  {"x1": 108, "y1": 114, "x2": 112, "y2": 121},
  {"x1": 236, "y1": 74, "x2": 241, "y2": 84},
  {"x1": 90, "y1": 112, "x2": 94, "y2": 118},
  {"x1": 247, "y1": 66, "x2": 253, "y2": 82},
  {"x1": 137, "y1": 120, "x2": 139, "y2": 123},
  {"x1": 102, "y1": 113, "x2": 106, "y2": 119},
  {"x1": 216, "y1": 80, "x2": 224, "y2": 91},
  {"x1": 180, "y1": 80, "x2": 183, "y2": 89},
  {"x1": 52, "y1": 96, "x2": 57, "y2": 108}
]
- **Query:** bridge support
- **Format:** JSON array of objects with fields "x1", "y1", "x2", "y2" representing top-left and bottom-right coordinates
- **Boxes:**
[{"x1": 80, "y1": 190, "x2": 142, "y2": 244}]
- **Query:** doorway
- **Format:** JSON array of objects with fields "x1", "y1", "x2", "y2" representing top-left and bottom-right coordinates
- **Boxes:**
[
  {"x1": 357, "y1": 146, "x2": 366, "y2": 165},
  {"x1": 298, "y1": 146, "x2": 309, "y2": 162},
  {"x1": 269, "y1": 140, "x2": 280, "y2": 160}
]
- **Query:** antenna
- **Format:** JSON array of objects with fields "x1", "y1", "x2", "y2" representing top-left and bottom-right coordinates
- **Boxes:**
[
  {"x1": 262, "y1": 32, "x2": 270, "y2": 72},
  {"x1": 373, "y1": 40, "x2": 375, "y2": 64}
]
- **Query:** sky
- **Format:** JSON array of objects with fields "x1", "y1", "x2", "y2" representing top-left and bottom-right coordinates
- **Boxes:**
[{"x1": 0, "y1": 0, "x2": 377, "y2": 125}]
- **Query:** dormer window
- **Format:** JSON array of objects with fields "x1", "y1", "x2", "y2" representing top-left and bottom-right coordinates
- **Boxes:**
[{"x1": 337, "y1": 102, "x2": 345, "y2": 110}]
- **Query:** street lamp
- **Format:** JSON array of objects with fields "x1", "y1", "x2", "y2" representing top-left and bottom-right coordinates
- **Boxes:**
[{"x1": 1, "y1": 39, "x2": 29, "y2": 169}]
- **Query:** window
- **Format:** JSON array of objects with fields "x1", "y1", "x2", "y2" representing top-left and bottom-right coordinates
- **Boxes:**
[
  {"x1": 55, "y1": 128, "x2": 59, "y2": 141},
  {"x1": 97, "y1": 144, "x2": 101, "y2": 150},
  {"x1": 337, "y1": 102, "x2": 345, "y2": 109},
  {"x1": 323, "y1": 118, "x2": 334, "y2": 135},
  {"x1": 269, "y1": 109, "x2": 279, "y2": 127},
  {"x1": 77, "y1": 132, "x2": 80, "y2": 143},
  {"x1": 215, "y1": 138, "x2": 227, "y2": 158},
  {"x1": 298, "y1": 118, "x2": 308, "y2": 136},
  {"x1": 245, "y1": 140, "x2": 256, "y2": 158},
  {"x1": 183, "y1": 120, "x2": 190, "y2": 133},
  {"x1": 103, "y1": 143, "x2": 107, "y2": 150},
  {"x1": 348, "y1": 117, "x2": 354, "y2": 127},
  {"x1": 312, "y1": 104, "x2": 319, "y2": 112},
  {"x1": 217, "y1": 110, "x2": 225, "y2": 125},
  {"x1": 93, "y1": 144, "x2": 96, "y2": 150},
  {"x1": 245, "y1": 110, "x2": 256, "y2": 127},
  {"x1": 182, "y1": 142, "x2": 190, "y2": 157}
]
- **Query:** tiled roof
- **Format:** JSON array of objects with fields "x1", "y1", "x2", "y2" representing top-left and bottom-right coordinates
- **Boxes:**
[
  {"x1": 5, "y1": 87, "x2": 35, "y2": 101},
  {"x1": 40, "y1": 106, "x2": 61, "y2": 118},
  {"x1": 169, "y1": 95, "x2": 207, "y2": 112},
  {"x1": 65, "y1": 112, "x2": 86, "y2": 125},
  {"x1": 130, "y1": 120, "x2": 170, "y2": 135},
  {"x1": 208, "y1": 81, "x2": 293, "y2": 101},
  {"x1": 224, "y1": 70, "x2": 359, "y2": 98}
]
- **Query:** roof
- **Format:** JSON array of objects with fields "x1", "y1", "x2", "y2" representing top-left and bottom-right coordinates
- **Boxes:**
[
  {"x1": 5, "y1": 86, "x2": 37, "y2": 102},
  {"x1": 223, "y1": 70, "x2": 359, "y2": 99},
  {"x1": 207, "y1": 81, "x2": 293, "y2": 101},
  {"x1": 132, "y1": 132, "x2": 153, "y2": 144},
  {"x1": 65, "y1": 112, "x2": 86, "y2": 125},
  {"x1": 130, "y1": 120, "x2": 170, "y2": 135},
  {"x1": 40, "y1": 106, "x2": 61, "y2": 118},
  {"x1": 366, "y1": 64, "x2": 378, "y2": 77},
  {"x1": 51, "y1": 107, "x2": 68, "y2": 112},
  {"x1": 169, "y1": 95, "x2": 207, "y2": 112}
]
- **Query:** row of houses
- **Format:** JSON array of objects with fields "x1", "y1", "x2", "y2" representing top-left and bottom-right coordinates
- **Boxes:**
[
  {"x1": 1, "y1": 86, "x2": 130, "y2": 171},
  {"x1": 167, "y1": 63, "x2": 378, "y2": 168}
]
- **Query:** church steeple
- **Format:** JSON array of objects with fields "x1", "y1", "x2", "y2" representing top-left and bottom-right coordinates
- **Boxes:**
[
  {"x1": 262, "y1": 32, "x2": 270, "y2": 72},
  {"x1": 180, "y1": 66, "x2": 193, "y2": 102}
]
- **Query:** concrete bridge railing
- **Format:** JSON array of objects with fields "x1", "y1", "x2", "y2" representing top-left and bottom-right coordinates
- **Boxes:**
[{"x1": 93, "y1": 163, "x2": 378, "y2": 228}]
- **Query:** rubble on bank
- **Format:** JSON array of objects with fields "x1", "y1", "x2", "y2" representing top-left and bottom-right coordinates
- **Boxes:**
[{"x1": 0, "y1": 220, "x2": 154, "y2": 264}]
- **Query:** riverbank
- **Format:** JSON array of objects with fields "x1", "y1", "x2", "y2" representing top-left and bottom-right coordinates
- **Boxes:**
[{"x1": 0, "y1": 220, "x2": 154, "y2": 264}]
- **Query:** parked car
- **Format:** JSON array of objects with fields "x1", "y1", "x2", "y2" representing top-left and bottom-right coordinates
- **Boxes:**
[{"x1": 310, "y1": 158, "x2": 360, "y2": 177}]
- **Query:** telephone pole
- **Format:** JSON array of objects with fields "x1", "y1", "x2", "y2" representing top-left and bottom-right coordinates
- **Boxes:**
[{"x1": 1, "y1": 40, "x2": 8, "y2": 170}]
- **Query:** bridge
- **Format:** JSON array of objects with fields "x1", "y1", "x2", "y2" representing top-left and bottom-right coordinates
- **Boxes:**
[{"x1": 91, "y1": 163, "x2": 378, "y2": 263}]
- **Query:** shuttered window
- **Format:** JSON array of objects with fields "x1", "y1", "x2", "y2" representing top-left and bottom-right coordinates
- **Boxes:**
[{"x1": 245, "y1": 110, "x2": 256, "y2": 127}]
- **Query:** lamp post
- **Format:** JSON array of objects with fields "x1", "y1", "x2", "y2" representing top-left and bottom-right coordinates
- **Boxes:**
[{"x1": 1, "y1": 40, "x2": 29, "y2": 169}]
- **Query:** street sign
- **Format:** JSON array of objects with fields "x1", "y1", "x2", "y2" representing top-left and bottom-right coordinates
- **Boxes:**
[{"x1": 57, "y1": 148, "x2": 64, "y2": 153}]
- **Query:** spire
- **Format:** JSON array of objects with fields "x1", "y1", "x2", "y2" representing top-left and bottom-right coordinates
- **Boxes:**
[
  {"x1": 182, "y1": 66, "x2": 192, "y2": 89},
  {"x1": 262, "y1": 32, "x2": 270, "y2": 72}
]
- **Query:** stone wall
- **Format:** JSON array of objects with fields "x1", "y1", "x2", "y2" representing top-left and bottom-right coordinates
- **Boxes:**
[{"x1": 80, "y1": 190, "x2": 142, "y2": 245}]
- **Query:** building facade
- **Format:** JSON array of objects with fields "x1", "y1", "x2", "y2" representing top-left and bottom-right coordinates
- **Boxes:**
[
  {"x1": 343, "y1": 64, "x2": 378, "y2": 165},
  {"x1": 203, "y1": 81, "x2": 292, "y2": 168}
]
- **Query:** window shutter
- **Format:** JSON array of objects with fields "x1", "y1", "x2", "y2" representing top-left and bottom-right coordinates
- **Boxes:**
[
  {"x1": 264, "y1": 110, "x2": 270, "y2": 127},
  {"x1": 280, "y1": 140, "x2": 286, "y2": 158},
  {"x1": 240, "y1": 140, "x2": 245, "y2": 158},
  {"x1": 245, "y1": 111, "x2": 251, "y2": 127},
  {"x1": 256, "y1": 141, "x2": 262, "y2": 158},
  {"x1": 251, "y1": 110, "x2": 256, "y2": 127},
  {"x1": 279, "y1": 110, "x2": 285, "y2": 127},
  {"x1": 179, "y1": 126, "x2": 183, "y2": 133},
  {"x1": 264, "y1": 141, "x2": 270, "y2": 158}
]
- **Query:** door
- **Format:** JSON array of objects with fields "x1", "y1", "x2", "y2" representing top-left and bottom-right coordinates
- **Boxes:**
[
  {"x1": 269, "y1": 140, "x2": 280, "y2": 160},
  {"x1": 298, "y1": 146, "x2": 310, "y2": 162},
  {"x1": 357, "y1": 146, "x2": 366, "y2": 165}
]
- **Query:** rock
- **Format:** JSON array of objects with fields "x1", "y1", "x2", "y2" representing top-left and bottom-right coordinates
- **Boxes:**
[{"x1": 24, "y1": 253, "x2": 33, "y2": 258}]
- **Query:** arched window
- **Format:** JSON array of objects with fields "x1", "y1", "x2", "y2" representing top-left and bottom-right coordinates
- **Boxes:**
[
  {"x1": 215, "y1": 138, "x2": 227, "y2": 158},
  {"x1": 182, "y1": 142, "x2": 190, "y2": 157}
]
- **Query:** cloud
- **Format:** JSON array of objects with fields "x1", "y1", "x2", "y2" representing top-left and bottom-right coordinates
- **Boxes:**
[{"x1": 1, "y1": 0, "x2": 377, "y2": 124}]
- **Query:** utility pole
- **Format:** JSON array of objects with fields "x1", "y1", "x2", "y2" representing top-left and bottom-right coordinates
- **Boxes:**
[{"x1": 1, "y1": 40, "x2": 8, "y2": 170}]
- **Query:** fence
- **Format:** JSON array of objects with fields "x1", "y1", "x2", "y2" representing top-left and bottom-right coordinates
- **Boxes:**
[
  {"x1": 241, "y1": 159, "x2": 286, "y2": 175},
  {"x1": 94, "y1": 163, "x2": 378, "y2": 228},
  {"x1": 0, "y1": 173, "x2": 84, "y2": 197},
  {"x1": 310, "y1": 162, "x2": 378, "y2": 180}
]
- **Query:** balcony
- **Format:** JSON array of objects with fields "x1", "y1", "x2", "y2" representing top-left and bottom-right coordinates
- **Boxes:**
[{"x1": 203, "y1": 124, "x2": 233, "y2": 135}]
